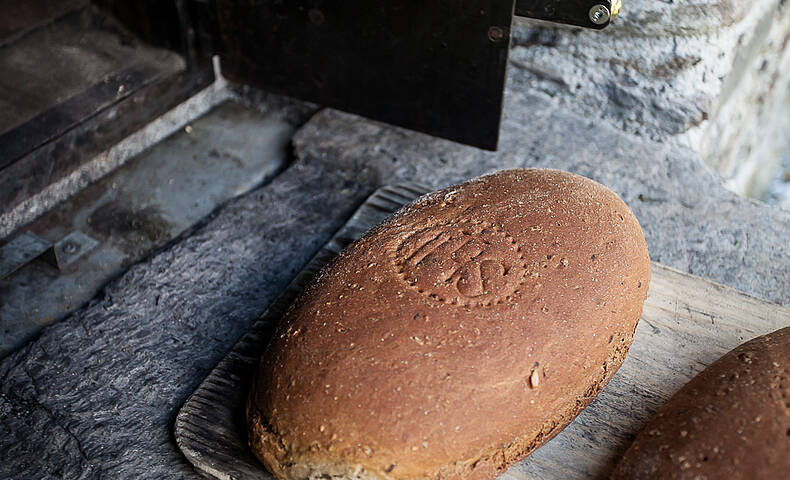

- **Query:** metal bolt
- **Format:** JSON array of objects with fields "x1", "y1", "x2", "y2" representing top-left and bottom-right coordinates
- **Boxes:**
[
  {"x1": 589, "y1": 4, "x2": 611, "y2": 25},
  {"x1": 62, "y1": 241, "x2": 79, "y2": 254},
  {"x1": 488, "y1": 26, "x2": 505, "y2": 43}
]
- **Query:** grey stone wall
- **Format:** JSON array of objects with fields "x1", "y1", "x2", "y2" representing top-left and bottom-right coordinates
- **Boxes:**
[{"x1": 510, "y1": 0, "x2": 790, "y2": 197}]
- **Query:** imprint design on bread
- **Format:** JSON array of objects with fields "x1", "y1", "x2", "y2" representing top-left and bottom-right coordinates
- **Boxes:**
[{"x1": 395, "y1": 220, "x2": 528, "y2": 306}]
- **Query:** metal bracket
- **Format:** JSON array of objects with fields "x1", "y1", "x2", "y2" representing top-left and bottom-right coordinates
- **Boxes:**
[
  {"x1": 0, "y1": 230, "x2": 99, "y2": 280},
  {"x1": 54, "y1": 231, "x2": 100, "y2": 269},
  {"x1": 515, "y1": 0, "x2": 620, "y2": 29}
]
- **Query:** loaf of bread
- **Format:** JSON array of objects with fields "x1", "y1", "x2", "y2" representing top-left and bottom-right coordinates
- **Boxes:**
[
  {"x1": 612, "y1": 326, "x2": 790, "y2": 479},
  {"x1": 247, "y1": 168, "x2": 650, "y2": 480}
]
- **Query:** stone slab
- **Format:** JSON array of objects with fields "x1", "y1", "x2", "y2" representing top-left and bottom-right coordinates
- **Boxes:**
[
  {"x1": 293, "y1": 89, "x2": 790, "y2": 306},
  {"x1": 0, "y1": 100, "x2": 293, "y2": 357},
  {"x1": 0, "y1": 156, "x2": 375, "y2": 479}
]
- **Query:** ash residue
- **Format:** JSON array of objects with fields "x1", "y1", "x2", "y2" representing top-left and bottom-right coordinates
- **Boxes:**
[{"x1": 87, "y1": 201, "x2": 171, "y2": 256}]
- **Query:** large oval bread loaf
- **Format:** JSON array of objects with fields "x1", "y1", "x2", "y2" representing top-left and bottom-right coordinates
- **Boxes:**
[
  {"x1": 247, "y1": 168, "x2": 651, "y2": 480},
  {"x1": 612, "y1": 326, "x2": 790, "y2": 479}
]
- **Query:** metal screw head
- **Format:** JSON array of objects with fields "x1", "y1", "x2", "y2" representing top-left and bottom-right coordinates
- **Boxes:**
[
  {"x1": 488, "y1": 26, "x2": 505, "y2": 43},
  {"x1": 589, "y1": 4, "x2": 611, "y2": 25},
  {"x1": 62, "y1": 241, "x2": 79, "y2": 254}
]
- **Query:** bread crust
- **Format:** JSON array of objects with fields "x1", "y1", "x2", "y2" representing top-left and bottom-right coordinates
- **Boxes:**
[
  {"x1": 611, "y1": 326, "x2": 790, "y2": 480},
  {"x1": 248, "y1": 169, "x2": 651, "y2": 480}
]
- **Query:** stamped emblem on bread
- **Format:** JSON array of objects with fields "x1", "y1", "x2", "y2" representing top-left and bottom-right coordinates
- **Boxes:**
[
  {"x1": 394, "y1": 220, "x2": 527, "y2": 306},
  {"x1": 247, "y1": 169, "x2": 651, "y2": 480}
]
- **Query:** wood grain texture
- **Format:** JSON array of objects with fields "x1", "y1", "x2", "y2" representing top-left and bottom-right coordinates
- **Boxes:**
[{"x1": 174, "y1": 183, "x2": 790, "y2": 480}]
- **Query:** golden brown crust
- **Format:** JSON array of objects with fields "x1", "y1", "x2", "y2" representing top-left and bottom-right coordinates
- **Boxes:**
[
  {"x1": 611, "y1": 326, "x2": 790, "y2": 480},
  {"x1": 248, "y1": 169, "x2": 651, "y2": 480}
]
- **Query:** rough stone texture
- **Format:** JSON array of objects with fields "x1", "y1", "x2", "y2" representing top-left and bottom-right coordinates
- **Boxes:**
[
  {"x1": 3, "y1": 1, "x2": 790, "y2": 478},
  {"x1": 294, "y1": 90, "x2": 790, "y2": 305},
  {"x1": 696, "y1": 4, "x2": 790, "y2": 197},
  {"x1": 0, "y1": 100, "x2": 296, "y2": 358},
  {"x1": 509, "y1": 0, "x2": 790, "y2": 196},
  {"x1": 0, "y1": 158, "x2": 377, "y2": 479},
  {"x1": 767, "y1": 153, "x2": 790, "y2": 209}
]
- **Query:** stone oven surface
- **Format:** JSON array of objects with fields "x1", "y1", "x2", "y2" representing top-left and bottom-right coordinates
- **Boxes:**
[{"x1": 1, "y1": 0, "x2": 790, "y2": 478}]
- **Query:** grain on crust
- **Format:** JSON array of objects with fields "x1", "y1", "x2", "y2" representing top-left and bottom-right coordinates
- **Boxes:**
[
  {"x1": 248, "y1": 169, "x2": 651, "y2": 480},
  {"x1": 612, "y1": 326, "x2": 790, "y2": 480}
]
